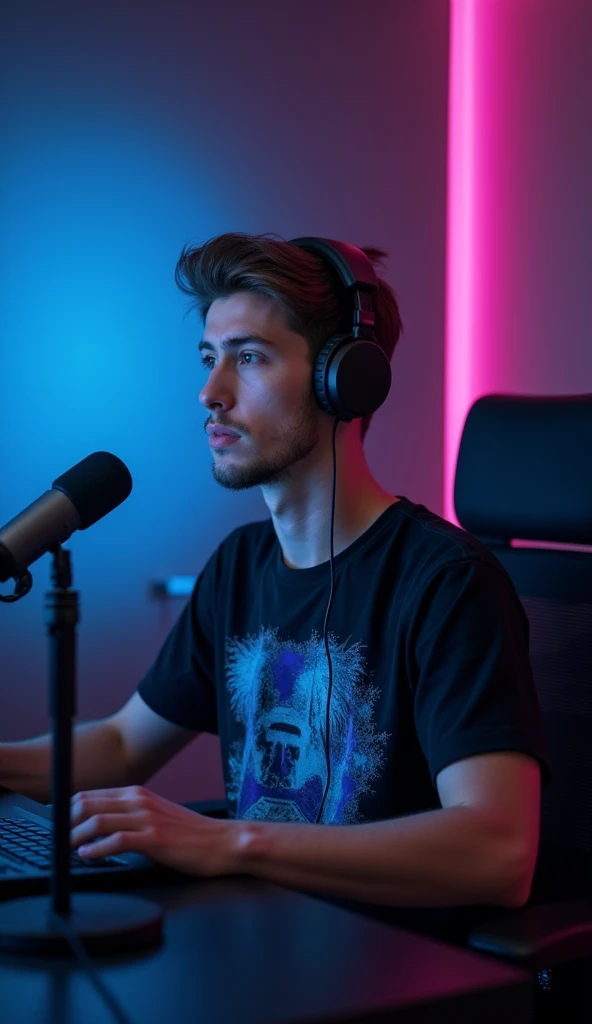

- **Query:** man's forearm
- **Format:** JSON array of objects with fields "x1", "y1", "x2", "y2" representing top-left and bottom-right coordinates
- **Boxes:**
[
  {"x1": 231, "y1": 805, "x2": 531, "y2": 909},
  {"x1": 0, "y1": 719, "x2": 134, "y2": 803}
]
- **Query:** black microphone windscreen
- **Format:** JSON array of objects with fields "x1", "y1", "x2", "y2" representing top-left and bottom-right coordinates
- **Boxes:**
[{"x1": 52, "y1": 452, "x2": 133, "y2": 529}]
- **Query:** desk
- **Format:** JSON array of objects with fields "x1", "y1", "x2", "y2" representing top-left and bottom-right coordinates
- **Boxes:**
[{"x1": 0, "y1": 877, "x2": 532, "y2": 1023}]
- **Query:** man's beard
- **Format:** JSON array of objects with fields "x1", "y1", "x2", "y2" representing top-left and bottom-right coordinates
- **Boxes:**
[{"x1": 210, "y1": 389, "x2": 321, "y2": 492}]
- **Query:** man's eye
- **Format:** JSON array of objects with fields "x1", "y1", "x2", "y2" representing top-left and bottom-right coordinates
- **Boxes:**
[{"x1": 200, "y1": 352, "x2": 261, "y2": 370}]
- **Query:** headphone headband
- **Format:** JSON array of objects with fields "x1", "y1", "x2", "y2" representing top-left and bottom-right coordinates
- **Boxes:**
[
  {"x1": 288, "y1": 236, "x2": 378, "y2": 293},
  {"x1": 288, "y1": 236, "x2": 378, "y2": 340}
]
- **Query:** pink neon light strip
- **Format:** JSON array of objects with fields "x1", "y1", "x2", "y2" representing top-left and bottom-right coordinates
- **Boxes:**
[{"x1": 444, "y1": 0, "x2": 476, "y2": 524}]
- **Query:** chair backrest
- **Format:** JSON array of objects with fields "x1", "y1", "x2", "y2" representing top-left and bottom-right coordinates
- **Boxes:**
[{"x1": 454, "y1": 393, "x2": 592, "y2": 861}]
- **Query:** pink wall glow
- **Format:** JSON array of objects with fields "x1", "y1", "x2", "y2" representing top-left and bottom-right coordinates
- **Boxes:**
[{"x1": 445, "y1": 0, "x2": 592, "y2": 525}]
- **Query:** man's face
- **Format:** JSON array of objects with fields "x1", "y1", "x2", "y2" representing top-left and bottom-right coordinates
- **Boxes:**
[{"x1": 198, "y1": 291, "x2": 323, "y2": 491}]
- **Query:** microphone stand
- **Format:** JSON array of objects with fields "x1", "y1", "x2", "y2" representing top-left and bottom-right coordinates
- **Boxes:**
[
  {"x1": 0, "y1": 545, "x2": 163, "y2": 957},
  {"x1": 50, "y1": 544, "x2": 77, "y2": 920}
]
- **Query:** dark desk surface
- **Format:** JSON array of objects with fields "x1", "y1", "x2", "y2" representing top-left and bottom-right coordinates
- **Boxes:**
[{"x1": 0, "y1": 876, "x2": 533, "y2": 1024}]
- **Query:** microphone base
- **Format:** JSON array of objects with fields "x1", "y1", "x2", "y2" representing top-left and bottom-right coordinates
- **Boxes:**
[{"x1": 0, "y1": 893, "x2": 163, "y2": 958}]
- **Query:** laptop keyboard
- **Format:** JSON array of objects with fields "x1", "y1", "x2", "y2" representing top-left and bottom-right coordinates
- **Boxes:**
[{"x1": 0, "y1": 816, "x2": 126, "y2": 872}]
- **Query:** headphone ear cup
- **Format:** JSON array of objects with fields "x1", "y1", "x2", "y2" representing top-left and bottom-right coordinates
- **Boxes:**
[
  {"x1": 313, "y1": 336, "x2": 392, "y2": 420},
  {"x1": 313, "y1": 337, "x2": 348, "y2": 416}
]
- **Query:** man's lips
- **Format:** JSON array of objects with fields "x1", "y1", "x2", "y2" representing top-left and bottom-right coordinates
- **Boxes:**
[{"x1": 206, "y1": 425, "x2": 241, "y2": 437}]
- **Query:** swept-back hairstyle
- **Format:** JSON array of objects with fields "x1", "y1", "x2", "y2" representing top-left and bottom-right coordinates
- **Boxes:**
[{"x1": 175, "y1": 232, "x2": 403, "y2": 442}]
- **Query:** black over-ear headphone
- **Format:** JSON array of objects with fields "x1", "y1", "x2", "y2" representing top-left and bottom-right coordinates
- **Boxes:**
[
  {"x1": 288, "y1": 236, "x2": 392, "y2": 420},
  {"x1": 287, "y1": 237, "x2": 393, "y2": 825}
]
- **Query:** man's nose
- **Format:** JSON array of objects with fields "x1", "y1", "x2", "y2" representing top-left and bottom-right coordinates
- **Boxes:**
[{"x1": 199, "y1": 366, "x2": 235, "y2": 411}]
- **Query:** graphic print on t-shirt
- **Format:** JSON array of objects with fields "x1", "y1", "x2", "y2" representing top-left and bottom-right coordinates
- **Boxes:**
[{"x1": 225, "y1": 626, "x2": 389, "y2": 824}]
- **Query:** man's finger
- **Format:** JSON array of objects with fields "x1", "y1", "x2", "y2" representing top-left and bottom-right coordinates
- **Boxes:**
[
  {"x1": 71, "y1": 785, "x2": 150, "y2": 805},
  {"x1": 71, "y1": 788, "x2": 127, "y2": 802},
  {"x1": 77, "y1": 830, "x2": 148, "y2": 860},
  {"x1": 70, "y1": 812, "x2": 148, "y2": 849},
  {"x1": 70, "y1": 793, "x2": 151, "y2": 826}
]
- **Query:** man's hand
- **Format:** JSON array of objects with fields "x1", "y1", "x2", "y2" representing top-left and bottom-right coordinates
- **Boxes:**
[{"x1": 70, "y1": 785, "x2": 237, "y2": 877}]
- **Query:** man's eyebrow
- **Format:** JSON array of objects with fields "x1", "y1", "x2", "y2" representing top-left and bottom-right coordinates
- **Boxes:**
[{"x1": 198, "y1": 334, "x2": 279, "y2": 352}]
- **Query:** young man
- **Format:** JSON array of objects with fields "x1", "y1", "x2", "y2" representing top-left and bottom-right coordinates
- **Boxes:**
[{"x1": 0, "y1": 233, "x2": 549, "y2": 930}]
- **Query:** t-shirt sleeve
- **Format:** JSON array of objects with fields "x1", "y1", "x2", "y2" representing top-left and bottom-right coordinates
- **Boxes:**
[
  {"x1": 136, "y1": 551, "x2": 218, "y2": 733},
  {"x1": 405, "y1": 556, "x2": 552, "y2": 787}
]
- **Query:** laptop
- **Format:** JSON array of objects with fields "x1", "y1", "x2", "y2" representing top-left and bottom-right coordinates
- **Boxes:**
[{"x1": 0, "y1": 788, "x2": 186, "y2": 900}]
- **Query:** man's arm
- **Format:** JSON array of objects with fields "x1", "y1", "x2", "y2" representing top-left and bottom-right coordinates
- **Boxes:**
[
  {"x1": 0, "y1": 693, "x2": 198, "y2": 803},
  {"x1": 231, "y1": 751, "x2": 541, "y2": 908}
]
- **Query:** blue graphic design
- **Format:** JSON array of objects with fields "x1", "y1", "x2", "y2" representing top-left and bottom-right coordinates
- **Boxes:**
[{"x1": 225, "y1": 627, "x2": 389, "y2": 824}]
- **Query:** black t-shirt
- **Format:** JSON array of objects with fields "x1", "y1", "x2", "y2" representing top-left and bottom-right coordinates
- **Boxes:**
[{"x1": 137, "y1": 495, "x2": 551, "y2": 827}]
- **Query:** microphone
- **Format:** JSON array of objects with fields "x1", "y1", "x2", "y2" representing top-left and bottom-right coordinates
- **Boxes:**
[
  {"x1": 0, "y1": 449, "x2": 162, "y2": 959},
  {"x1": 0, "y1": 452, "x2": 132, "y2": 583}
]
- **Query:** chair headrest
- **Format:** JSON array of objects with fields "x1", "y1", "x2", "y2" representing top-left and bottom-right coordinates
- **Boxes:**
[{"x1": 454, "y1": 394, "x2": 592, "y2": 545}]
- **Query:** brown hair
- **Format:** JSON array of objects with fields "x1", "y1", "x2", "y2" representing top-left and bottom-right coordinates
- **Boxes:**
[{"x1": 175, "y1": 232, "x2": 403, "y2": 442}]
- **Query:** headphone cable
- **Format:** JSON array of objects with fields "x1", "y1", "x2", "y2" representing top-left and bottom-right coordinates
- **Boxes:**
[{"x1": 315, "y1": 415, "x2": 339, "y2": 824}]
